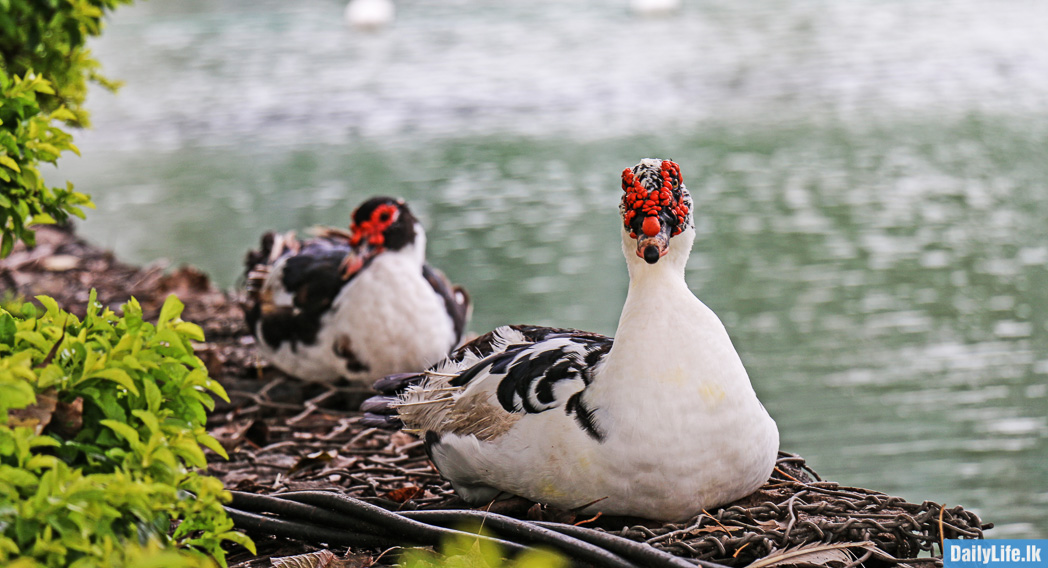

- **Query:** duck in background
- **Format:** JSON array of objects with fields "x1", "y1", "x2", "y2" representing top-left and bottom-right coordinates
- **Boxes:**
[
  {"x1": 242, "y1": 196, "x2": 469, "y2": 384},
  {"x1": 362, "y1": 159, "x2": 778, "y2": 521},
  {"x1": 630, "y1": 0, "x2": 681, "y2": 17},
  {"x1": 344, "y1": 0, "x2": 394, "y2": 30}
]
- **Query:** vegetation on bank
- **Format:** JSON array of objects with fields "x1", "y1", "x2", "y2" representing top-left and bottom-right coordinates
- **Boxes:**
[
  {"x1": 1, "y1": 2, "x2": 255, "y2": 566},
  {"x1": 0, "y1": 293, "x2": 254, "y2": 567},
  {"x1": 0, "y1": 0, "x2": 134, "y2": 256}
]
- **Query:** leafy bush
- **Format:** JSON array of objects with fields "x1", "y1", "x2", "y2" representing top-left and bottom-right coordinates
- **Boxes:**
[
  {"x1": 0, "y1": 0, "x2": 133, "y2": 256},
  {"x1": 0, "y1": 292, "x2": 254, "y2": 567},
  {"x1": 0, "y1": 71, "x2": 92, "y2": 257}
]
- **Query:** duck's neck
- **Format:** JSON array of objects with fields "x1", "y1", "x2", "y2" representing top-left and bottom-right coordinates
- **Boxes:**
[
  {"x1": 385, "y1": 225, "x2": 427, "y2": 268},
  {"x1": 612, "y1": 227, "x2": 699, "y2": 350},
  {"x1": 601, "y1": 226, "x2": 753, "y2": 397}
]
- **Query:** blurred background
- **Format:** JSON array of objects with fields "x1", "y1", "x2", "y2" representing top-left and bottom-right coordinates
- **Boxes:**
[{"x1": 48, "y1": 0, "x2": 1046, "y2": 536}]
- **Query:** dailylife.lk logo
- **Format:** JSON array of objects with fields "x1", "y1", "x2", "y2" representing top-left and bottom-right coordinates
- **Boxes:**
[{"x1": 945, "y1": 540, "x2": 1046, "y2": 568}]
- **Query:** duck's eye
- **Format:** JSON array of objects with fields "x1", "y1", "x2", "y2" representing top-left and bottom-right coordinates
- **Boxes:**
[{"x1": 378, "y1": 211, "x2": 391, "y2": 223}]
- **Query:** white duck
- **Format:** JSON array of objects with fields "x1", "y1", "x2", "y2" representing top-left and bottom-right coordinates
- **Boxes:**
[
  {"x1": 242, "y1": 196, "x2": 470, "y2": 384},
  {"x1": 362, "y1": 160, "x2": 778, "y2": 521},
  {"x1": 344, "y1": 0, "x2": 394, "y2": 30},
  {"x1": 630, "y1": 0, "x2": 681, "y2": 17}
]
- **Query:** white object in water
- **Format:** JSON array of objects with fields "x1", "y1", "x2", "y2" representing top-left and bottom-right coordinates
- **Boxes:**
[
  {"x1": 630, "y1": 0, "x2": 681, "y2": 17},
  {"x1": 345, "y1": 0, "x2": 394, "y2": 30}
]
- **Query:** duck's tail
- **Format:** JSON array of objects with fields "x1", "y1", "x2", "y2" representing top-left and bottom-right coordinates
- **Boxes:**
[{"x1": 357, "y1": 372, "x2": 425, "y2": 429}]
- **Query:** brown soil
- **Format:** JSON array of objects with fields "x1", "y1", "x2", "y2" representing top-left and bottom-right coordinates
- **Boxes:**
[{"x1": 0, "y1": 225, "x2": 989, "y2": 568}]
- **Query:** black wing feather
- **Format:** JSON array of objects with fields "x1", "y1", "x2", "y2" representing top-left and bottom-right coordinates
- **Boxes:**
[
  {"x1": 361, "y1": 325, "x2": 613, "y2": 441},
  {"x1": 242, "y1": 232, "x2": 354, "y2": 349},
  {"x1": 422, "y1": 263, "x2": 470, "y2": 343}
]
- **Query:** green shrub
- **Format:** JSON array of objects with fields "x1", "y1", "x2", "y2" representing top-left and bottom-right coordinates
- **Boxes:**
[
  {"x1": 0, "y1": 292, "x2": 255, "y2": 567},
  {"x1": 0, "y1": 0, "x2": 133, "y2": 256},
  {"x1": 399, "y1": 525, "x2": 567, "y2": 568},
  {"x1": 0, "y1": 70, "x2": 92, "y2": 257}
]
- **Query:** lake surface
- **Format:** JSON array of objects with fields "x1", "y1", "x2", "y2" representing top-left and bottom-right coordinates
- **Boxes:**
[{"x1": 51, "y1": 0, "x2": 1047, "y2": 536}]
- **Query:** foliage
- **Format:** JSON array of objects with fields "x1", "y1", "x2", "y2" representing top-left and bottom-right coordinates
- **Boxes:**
[
  {"x1": 0, "y1": 292, "x2": 255, "y2": 567},
  {"x1": 0, "y1": 0, "x2": 132, "y2": 256},
  {"x1": 0, "y1": 0, "x2": 132, "y2": 116},
  {"x1": 0, "y1": 70, "x2": 92, "y2": 257},
  {"x1": 398, "y1": 525, "x2": 568, "y2": 568}
]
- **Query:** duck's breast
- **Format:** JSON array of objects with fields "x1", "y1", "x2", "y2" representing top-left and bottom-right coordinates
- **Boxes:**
[{"x1": 337, "y1": 252, "x2": 457, "y2": 376}]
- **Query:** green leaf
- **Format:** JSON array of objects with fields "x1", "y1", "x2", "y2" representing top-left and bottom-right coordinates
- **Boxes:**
[
  {"x1": 30, "y1": 79, "x2": 55, "y2": 95},
  {"x1": 14, "y1": 330, "x2": 49, "y2": 351},
  {"x1": 25, "y1": 454, "x2": 61, "y2": 471},
  {"x1": 26, "y1": 434, "x2": 60, "y2": 451},
  {"x1": 100, "y1": 420, "x2": 141, "y2": 449},
  {"x1": 513, "y1": 548, "x2": 570, "y2": 568},
  {"x1": 195, "y1": 432, "x2": 227, "y2": 460},
  {"x1": 173, "y1": 321, "x2": 204, "y2": 342},
  {"x1": 154, "y1": 328, "x2": 188, "y2": 356},
  {"x1": 85, "y1": 368, "x2": 140, "y2": 396},
  {"x1": 0, "y1": 465, "x2": 38, "y2": 488},
  {"x1": 1, "y1": 235, "x2": 13, "y2": 259},
  {"x1": 92, "y1": 390, "x2": 127, "y2": 422},
  {"x1": 0, "y1": 312, "x2": 16, "y2": 344},
  {"x1": 205, "y1": 377, "x2": 230, "y2": 403},
  {"x1": 49, "y1": 108, "x2": 77, "y2": 122},
  {"x1": 0, "y1": 154, "x2": 20, "y2": 172},
  {"x1": 215, "y1": 530, "x2": 256, "y2": 554},
  {"x1": 29, "y1": 212, "x2": 56, "y2": 225},
  {"x1": 144, "y1": 378, "x2": 162, "y2": 413},
  {"x1": 169, "y1": 437, "x2": 206, "y2": 469},
  {"x1": 157, "y1": 295, "x2": 184, "y2": 329},
  {"x1": 132, "y1": 409, "x2": 160, "y2": 435},
  {"x1": 0, "y1": 382, "x2": 37, "y2": 415},
  {"x1": 34, "y1": 295, "x2": 60, "y2": 318}
]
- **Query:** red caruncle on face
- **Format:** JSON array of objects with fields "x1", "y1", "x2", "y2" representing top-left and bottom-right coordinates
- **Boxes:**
[
  {"x1": 350, "y1": 203, "x2": 400, "y2": 249},
  {"x1": 620, "y1": 160, "x2": 688, "y2": 238}
]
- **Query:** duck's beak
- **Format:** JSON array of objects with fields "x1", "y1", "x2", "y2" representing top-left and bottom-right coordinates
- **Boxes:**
[{"x1": 635, "y1": 211, "x2": 674, "y2": 264}]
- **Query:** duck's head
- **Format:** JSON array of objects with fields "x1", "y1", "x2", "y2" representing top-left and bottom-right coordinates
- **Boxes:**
[
  {"x1": 619, "y1": 158, "x2": 694, "y2": 266},
  {"x1": 341, "y1": 196, "x2": 425, "y2": 278}
]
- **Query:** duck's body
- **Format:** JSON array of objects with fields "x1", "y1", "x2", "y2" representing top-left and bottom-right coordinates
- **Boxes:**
[
  {"x1": 243, "y1": 197, "x2": 469, "y2": 383},
  {"x1": 364, "y1": 160, "x2": 777, "y2": 521}
]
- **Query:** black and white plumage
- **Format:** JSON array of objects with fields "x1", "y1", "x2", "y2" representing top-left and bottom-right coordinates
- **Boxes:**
[
  {"x1": 362, "y1": 160, "x2": 779, "y2": 522},
  {"x1": 242, "y1": 196, "x2": 470, "y2": 383},
  {"x1": 366, "y1": 325, "x2": 612, "y2": 441}
]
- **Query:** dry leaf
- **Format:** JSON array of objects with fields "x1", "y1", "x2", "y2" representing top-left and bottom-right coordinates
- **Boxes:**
[
  {"x1": 288, "y1": 450, "x2": 337, "y2": 474},
  {"x1": 327, "y1": 454, "x2": 360, "y2": 470},
  {"x1": 750, "y1": 543, "x2": 855, "y2": 568},
  {"x1": 270, "y1": 550, "x2": 374, "y2": 568},
  {"x1": 8, "y1": 391, "x2": 58, "y2": 435},
  {"x1": 384, "y1": 485, "x2": 423, "y2": 503},
  {"x1": 389, "y1": 431, "x2": 417, "y2": 448},
  {"x1": 271, "y1": 550, "x2": 336, "y2": 568},
  {"x1": 47, "y1": 396, "x2": 83, "y2": 438},
  {"x1": 756, "y1": 518, "x2": 788, "y2": 532},
  {"x1": 41, "y1": 255, "x2": 79, "y2": 272}
]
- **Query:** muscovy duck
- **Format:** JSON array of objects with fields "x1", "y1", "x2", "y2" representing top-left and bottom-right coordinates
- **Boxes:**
[
  {"x1": 362, "y1": 160, "x2": 778, "y2": 521},
  {"x1": 242, "y1": 196, "x2": 469, "y2": 383}
]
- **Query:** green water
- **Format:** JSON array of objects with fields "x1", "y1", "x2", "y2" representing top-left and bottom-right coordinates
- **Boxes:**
[{"x1": 50, "y1": 0, "x2": 1048, "y2": 536}]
